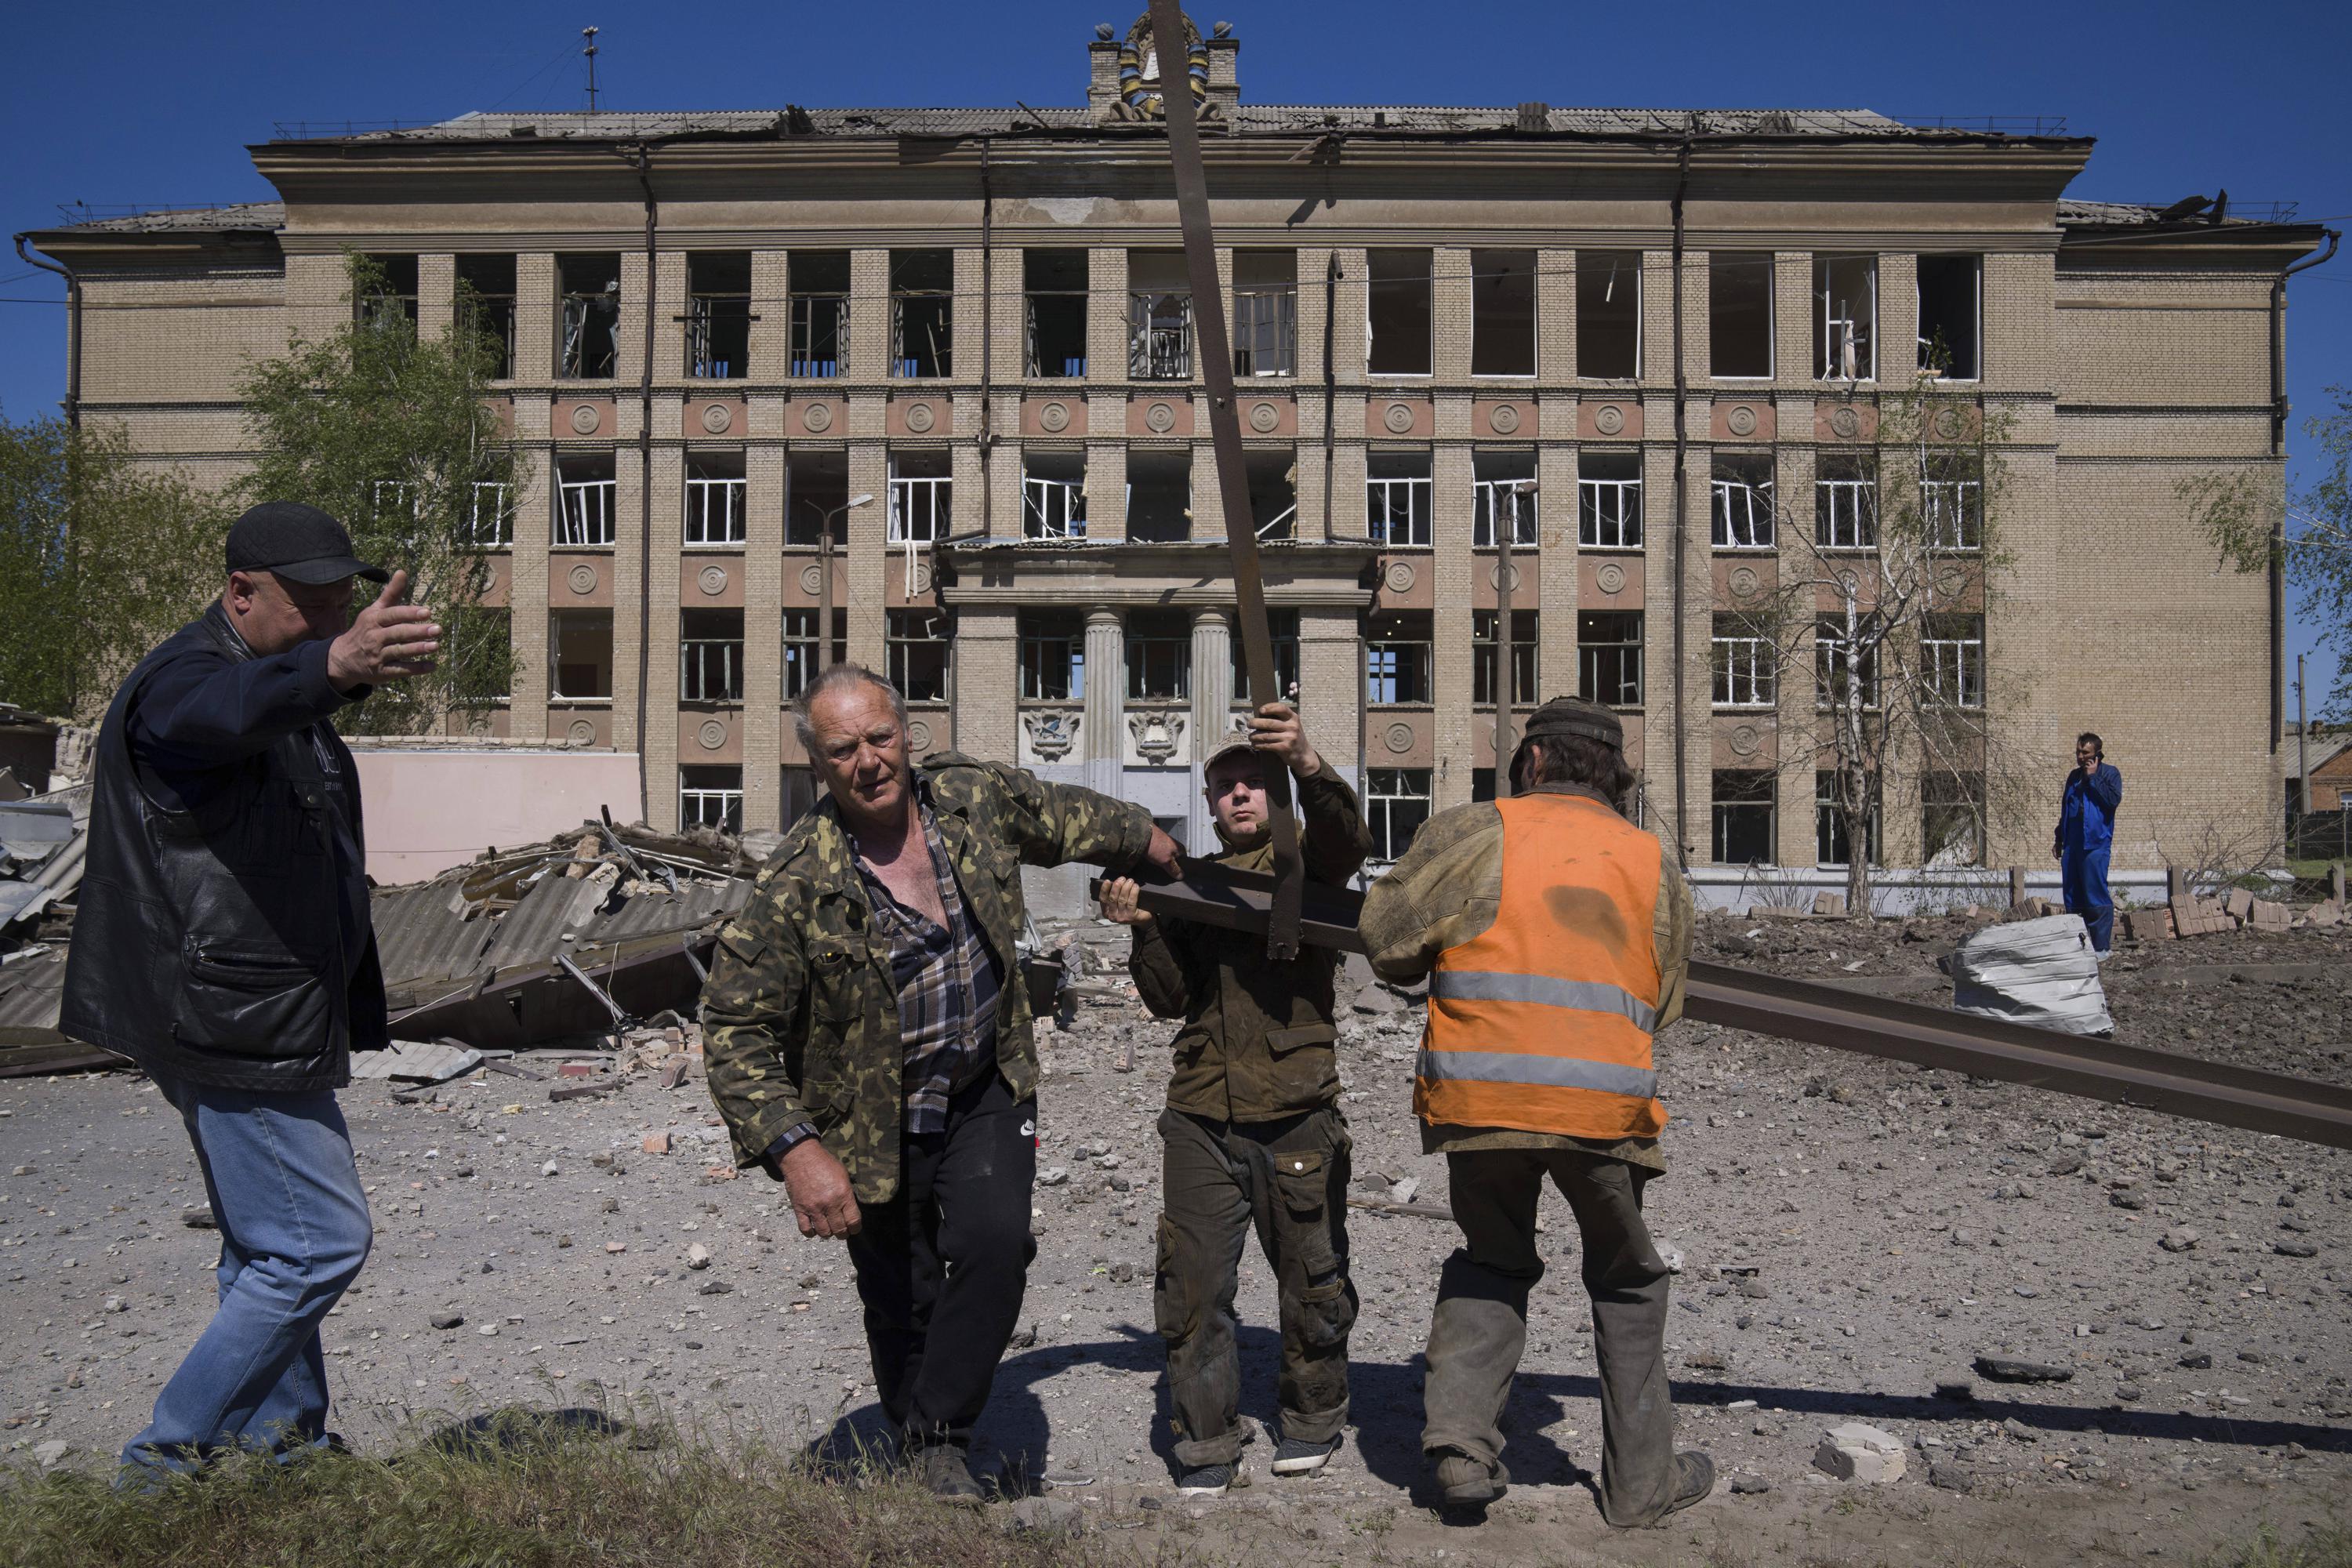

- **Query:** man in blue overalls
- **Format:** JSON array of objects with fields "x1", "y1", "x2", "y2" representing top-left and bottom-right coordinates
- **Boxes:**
[{"x1": 2054, "y1": 732, "x2": 2123, "y2": 956}]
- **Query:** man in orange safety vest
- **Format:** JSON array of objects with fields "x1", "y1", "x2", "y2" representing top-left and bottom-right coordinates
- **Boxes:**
[{"x1": 1358, "y1": 695, "x2": 1713, "y2": 1526}]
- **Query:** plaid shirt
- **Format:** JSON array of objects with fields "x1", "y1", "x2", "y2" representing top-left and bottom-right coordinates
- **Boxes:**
[{"x1": 853, "y1": 797, "x2": 1002, "y2": 1134}]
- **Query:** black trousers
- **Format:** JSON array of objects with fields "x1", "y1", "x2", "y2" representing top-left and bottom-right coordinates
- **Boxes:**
[{"x1": 844, "y1": 1073, "x2": 1037, "y2": 1450}]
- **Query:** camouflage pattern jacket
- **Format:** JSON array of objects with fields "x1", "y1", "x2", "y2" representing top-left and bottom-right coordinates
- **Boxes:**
[{"x1": 702, "y1": 753, "x2": 1156, "y2": 1204}]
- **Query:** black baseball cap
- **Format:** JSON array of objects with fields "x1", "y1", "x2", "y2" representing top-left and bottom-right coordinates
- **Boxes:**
[{"x1": 226, "y1": 502, "x2": 390, "y2": 586}]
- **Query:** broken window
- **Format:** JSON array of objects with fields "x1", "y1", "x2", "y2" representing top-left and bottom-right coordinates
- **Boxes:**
[
  {"x1": 550, "y1": 610, "x2": 613, "y2": 700},
  {"x1": 1472, "y1": 451, "x2": 1539, "y2": 547},
  {"x1": 1125, "y1": 450, "x2": 1192, "y2": 543},
  {"x1": 1916, "y1": 256, "x2": 1981, "y2": 379},
  {"x1": 1231, "y1": 607, "x2": 1299, "y2": 705},
  {"x1": 1367, "y1": 451, "x2": 1432, "y2": 546},
  {"x1": 1366, "y1": 249, "x2": 1432, "y2": 376},
  {"x1": 1578, "y1": 452, "x2": 1642, "y2": 548},
  {"x1": 1711, "y1": 613, "x2": 1777, "y2": 708},
  {"x1": 1709, "y1": 252, "x2": 1772, "y2": 379},
  {"x1": 680, "y1": 608, "x2": 745, "y2": 704},
  {"x1": 685, "y1": 252, "x2": 752, "y2": 379},
  {"x1": 1024, "y1": 249, "x2": 1088, "y2": 377},
  {"x1": 1125, "y1": 608, "x2": 1191, "y2": 701},
  {"x1": 680, "y1": 766, "x2": 744, "y2": 833},
  {"x1": 1813, "y1": 255, "x2": 1876, "y2": 382},
  {"x1": 1365, "y1": 768, "x2": 1432, "y2": 862},
  {"x1": 555, "y1": 452, "x2": 617, "y2": 546},
  {"x1": 891, "y1": 249, "x2": 953, "y2": 378},
  {"x1": 887, "y1": 451, "x2": 950, "y2": 543},
  {"x1": 1711, "y1": 770, "x2": 1775, "y2": 866},
  {"x1": 456, "y1": 254, "x2": 515, "y2": 378},
  {"x1": 1816, "y1": 770, "x2": 1882, "y2": 867},
  {"x1": 1022, "y1": 452, "x2": 1087, "y2": 539},
  {"x1": 1473, "y1": 610, "x2": 1537, "y2": 707},
  {"x1": 685, "y1": 452, "x2": 746, "y2": 546},
  {"x1": 557, "y1": 253, "x2": 622, "y2": 379},
  {"x1": 1471, "y1": 249, "x2": 1536, "y2": 377},
  {"x1": 357, "y1": 254, "x2": 418, "y2": 332},
  {"x1": 1816, "y1": 619, "x2": 1880, "y2": 710},
  {"x1": 1576, "y1": 250, "x2": 1640, "y2": 379},
  {"x1": 1922, "y1": 613, "x2": 1984, "y2": 709},
  {"x1": 784, "y1": 449, "x2": 849, "y2": 547},
  {"x1": 889, "y1": 608, "x2": 950, "y2": 702},
  {"x1": 1248, "y1": 449, "x2": 1296, "y2": 541},
  {"x1": 1922, "y1": 771, "x2": 1985, "y2": 866},
  {"x1": 1922, "y1": 454, "x2": 1983, "y2": 550},
  {"x1": 780, "y1": 608, "x2": 845, "y2": 699},
  {"x1": 1018, "y1": 610, "x2": 1086, "y2": 701},
  {"x1": 470, "y1": 481, "x2": 514, "y2": 548},
  {"x1": 1578, "y1": 610, "x2": 1644, "y2": 706},
  {"x1": 789, "y1": 251, "x2": 850, "y2": 379},
  {"x1": 1128, "y1": 252, "x2": 1191, "y2": 379},
  {"x1": 1711, "y1": 453, "x2": 1775, "y2": 549},
  {"x1": 1815, "y1": 456, "x2": 1878, "y2": 549},
  {"x1": 1233, "y1": 251, "x2": 1297, "y2": 377},
  {"x1": 1364, "y1": 610, "x2": 1433, "y2": 705}
]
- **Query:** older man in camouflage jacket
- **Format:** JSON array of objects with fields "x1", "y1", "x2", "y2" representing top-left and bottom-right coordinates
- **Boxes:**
[{"x1": 703, "y1": 662, "x2": 1178, "y2": 1502}]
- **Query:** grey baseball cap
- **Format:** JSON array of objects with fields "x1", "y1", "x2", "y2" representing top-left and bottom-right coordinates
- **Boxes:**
[{"x1": 226, "y1": 502, "x2": 390, "y2": 586}]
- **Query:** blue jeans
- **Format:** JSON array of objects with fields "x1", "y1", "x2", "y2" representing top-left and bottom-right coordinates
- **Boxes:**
[
  {"x1": 122, "y1": 1073, "x2": 372, "y2": 1482},
  {"x1": 2062, "y1": 844, "x2": 2114, "y2": 952}
]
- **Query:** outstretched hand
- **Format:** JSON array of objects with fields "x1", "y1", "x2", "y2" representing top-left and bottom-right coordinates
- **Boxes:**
[{"x1": 328, "y1": 570, "x2": 440, "y2": 692}]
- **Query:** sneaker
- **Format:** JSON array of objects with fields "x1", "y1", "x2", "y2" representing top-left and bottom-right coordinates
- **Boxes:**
[
  {"x1": 914, "y1": 1442, "x2": 986, "y2": 1508},
  {"x1": 1176, "y1": 1461, "x2": 1241, "y2": 1497},
  {"x1": 1271, "y1": 1432, "x2": 1342, "y2": 1476},
  {"x1": 1659, "y1": 1451, "x2": 1715, "y2": 1521},
  {"x1": 1433, "y1": 1449, "x2": 1509, "y2": 1508}
]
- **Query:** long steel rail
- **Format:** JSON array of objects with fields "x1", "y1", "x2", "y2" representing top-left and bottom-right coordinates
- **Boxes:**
[{"x1": 1096, "y1": 862, "x2": 2352, "y2": 1152}]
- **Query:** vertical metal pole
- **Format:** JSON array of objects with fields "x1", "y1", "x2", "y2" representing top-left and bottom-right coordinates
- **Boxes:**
[
  {"x1": 1149, "y1": 0, "x2": 1303, "y2": 959},
  {"x1": 819, "y1": 521, "x2": 836, "y2": 672}
]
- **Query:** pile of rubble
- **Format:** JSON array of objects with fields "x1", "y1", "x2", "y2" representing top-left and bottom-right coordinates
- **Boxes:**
[{"x1": 2122, "y1": 883, "x2": 2339, "y2": 942}]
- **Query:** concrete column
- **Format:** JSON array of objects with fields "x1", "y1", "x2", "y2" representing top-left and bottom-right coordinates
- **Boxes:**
[
  {"x1": 1880, "y1": 254, "x2": 1919, "y2": 387},
  {"x1": 508, "y1": 444, "x2": 554, "y2": 742},
  {"x1": 1187, "y1": 444, "x2": 1221, "y2": 540},
  {"x1": 955, "y1": 606, "x2": 1019, "y2": 763},
  {"x1": 641, "y1": 444, "x2": 685, "y2": 831},
  {"x1": 750, "y1": 251, "x2": 789, "y2": 382},
  {"x1": 742, "y1": 442, "x2": 786, "y2": 830},
  {"x1": 1086, "y1": 441, "x2": 1127, "y2": 541},
  {"x1": 1432, "y1": 247, "x2": 1473, "y2": 382},
  {"x1": 616, "y1": 251, "x2": 651, "y2": 388},
  {"x1": 417, "y1": 254, "x2": 456, "y2": 343},
  {"x1": 1639, "y1": 250, "x2": 1675, "y2": 393},
  {"x1": 1087, "y1": 249, "x2": 1128, "y2": 387},
  {"x1": 1295, "y1": 248, "x2": 1331, "y2": 390},
  {"x1": 515, "y1": 254, "x2": 557, "y2": 382},
  {"x1": 652, "y1": 251, "x2": 688, "y2": 387},
  {"x1": 846, "y1": 442, "x2": 890, "y2": 670},
  {"x1": 851, "y1": 250, "x2": 891, "y2": 385},
  {"x1": 1774, "y1": 441, "x2": 1819, "y2": 869},
  {"x1": 1776, "y1": 251, "x2": 1813, "y2": 390},
  {"x1": 1187, "y1": 607, "x2": 1234, "y2": 855},
  {"x1": 1298, "y1": 606, "x2": 1364, "y2": 798},
  {"x1": 1537, "y1": 441, "x2": 1580, "y2": 701},
  {"x1": 1432, "y1": 443, "x2": 1477, "y2": 808},
  {"x1": 1330, "y1": 249, "x2": 1368, "y2": 386},
  {"x1": 952, "y1": 248, "x2": 984, "y2": 386},
  {"x1": 1537, "y1": 248, "x2": 1575, "y2": 383},
  {"x1": 1083, "y1": 608, "x2": 1125, "y2": 800}
]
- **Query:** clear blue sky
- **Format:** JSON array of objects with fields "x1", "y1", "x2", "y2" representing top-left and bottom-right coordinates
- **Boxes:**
[{"x1": 4, "y1": 0, "x2": 2345, "y2": 692}]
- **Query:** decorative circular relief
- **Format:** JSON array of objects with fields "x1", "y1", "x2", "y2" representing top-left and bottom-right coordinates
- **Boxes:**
[
  {"x1": 1247, "y1": 401, "x2": 1280, "y2": 434},
  {"x1": 568, "y1": 564, "x2": 599, "y2": 593},
  {"x1": 800, "y1": 401, "x2": 834, "y2": 434},
  {"x1": 1934, "y1": 405, "x2": 1966, "y2": 441},
  {"x1": 1729, "y1": 724, "x2": 1762, "y2": 758},
  {"x1": 1144, "y1": 401, "x2": 1178, "y2": 433},
  {"x1": 1487, "y1": 403, "x2": 1521, "y2": 435},
  {"x1": 1728, "y1": 564, "x2": 1762, "y2": 599},
  {"x1": 1829, "y1": 405, "x2": 1862, "y2": 439},
  {"x1": 1383, "y1": 722, "x2": 1415, "y2": 755},
  {"x1": 1382, "y1": 401, "x2": 1416, "y2": 434},
  {"x1": 699, "y1": 402, "x2": 734, "y2": 435},
  {"x1": 907, "y1": 720, "x2": 934, "y2": 752},
  {"x1": 1038, "y1": 401, "x2": 1071, "y2": 433},
  {"x1": 1835, "y1": 568, "x2": 1862, "y2": 597},
  {"x1": 1594, "y1": 561, "x2": 1628, "y2": 596},
  {"x1": 1489, "y1": 561, "x2": 1523, "y2": 592},
  {"x1": 909, "y1": 562, "x2": 933, "y2": 594},
  {"x1": 697, "y1": 719, "x2": 728, "y2": 752},
  {"x1": 567, "y1": 718, "x2": 598, "y2": 745},
  {"x1": 1726, "y1": 404, "x2": 1759, "y2": 437},
  {"x1": 902, "y1": 401, "x2": 936, "y2": 434},
  {"x1": 568, "y1": 404, "x2": 601, "y2": 436},
  {"x1": 1593, "y1": 404, "x2": 1625, "y2": 436},
  {"x1": 698, "y1": 564, "x2": 729, "y2": 597},
  {"x1": 1936, "y1": 565, "x2": 1969, "y2": 599},
  {"x1": 1383, "y1": 560, "x2": 1417, "y2": 593}
]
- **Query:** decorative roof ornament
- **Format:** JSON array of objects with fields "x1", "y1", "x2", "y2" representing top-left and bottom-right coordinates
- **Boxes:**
[{"x1": 1112, "y1": 10, "x2": 1218, "y2": 123}]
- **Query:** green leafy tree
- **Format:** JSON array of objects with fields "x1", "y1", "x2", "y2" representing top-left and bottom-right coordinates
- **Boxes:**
[
  {"x1": 0, "y1": 411, "x2": 232, "y2": 719},
  {"x1": 2189, "y1": 384, "x2": 2352, "y2": 718},
  {"x1": 239, "y1": 255, "x2": 519, "y2": 734}
]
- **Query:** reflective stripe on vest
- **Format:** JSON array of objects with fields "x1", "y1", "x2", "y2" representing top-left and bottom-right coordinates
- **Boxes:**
[{"x1": 1415, "y1": 793, "x2": 1668, "y2": 1141}]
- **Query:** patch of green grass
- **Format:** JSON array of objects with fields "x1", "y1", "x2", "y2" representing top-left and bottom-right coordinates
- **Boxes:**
[
  {"x1": 2201, "y1": 1524, "x2": 2352, "y2": 1568},
  {"x1": 0, "y1": 1408, "x2": 1141, "y2": 1568}
]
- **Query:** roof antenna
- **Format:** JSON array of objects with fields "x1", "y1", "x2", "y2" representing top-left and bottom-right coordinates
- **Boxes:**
[{"x1": 583, "y1": 26, "x2": 600, "y2": 113}]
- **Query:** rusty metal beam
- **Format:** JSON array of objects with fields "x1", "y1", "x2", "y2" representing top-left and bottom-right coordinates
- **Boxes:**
[
  {"x1": 1148, "y1": 0, "x2": 1303, "y2": 960},
  {"x1": 1101, "y1": 861, "x2": 2352, "y2": 1152}
]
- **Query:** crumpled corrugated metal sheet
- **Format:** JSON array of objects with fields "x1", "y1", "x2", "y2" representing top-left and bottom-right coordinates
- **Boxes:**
[
  {"x1": 478, "y1": 872, "x2": 747, "y2": 972},
  {"x1": 0, "y1": 783, "x2": 90, "y2": 933}
]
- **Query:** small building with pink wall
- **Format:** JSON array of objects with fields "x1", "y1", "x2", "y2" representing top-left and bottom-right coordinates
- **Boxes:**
[{"x1": 349, "y1": 743, "x2": 643, "y2": 884}]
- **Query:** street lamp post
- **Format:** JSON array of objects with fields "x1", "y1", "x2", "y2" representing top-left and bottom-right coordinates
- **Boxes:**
[{"x1": 814, "y1": 492, "x2": 876, "y2": 673}]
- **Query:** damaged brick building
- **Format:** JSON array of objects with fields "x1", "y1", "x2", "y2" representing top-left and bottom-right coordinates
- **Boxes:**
[{"x1": 20, "y1": 13, "x2": 2334, "y2": 904}]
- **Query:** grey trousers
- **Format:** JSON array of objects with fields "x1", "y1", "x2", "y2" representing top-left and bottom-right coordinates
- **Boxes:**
[{"x1": 1421, "y1": 1147, "x2": 1678, "y2": 1526}]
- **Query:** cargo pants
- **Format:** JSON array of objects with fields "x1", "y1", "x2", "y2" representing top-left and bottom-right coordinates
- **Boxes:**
[
  {"x1": 1154, "y1": 1105, "x2": 1356, "y2": 1468},
  {"x1": 1421, "y1": 1147, "x2": 1680, "y2": 1526}
]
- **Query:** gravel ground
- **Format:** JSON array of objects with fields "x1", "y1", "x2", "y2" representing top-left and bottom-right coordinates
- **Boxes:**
[{"x1": 2, "y1": 908, "x2": 2347, "y2": 1565}]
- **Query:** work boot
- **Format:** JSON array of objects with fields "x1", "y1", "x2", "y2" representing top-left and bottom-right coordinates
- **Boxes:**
[
  {"x1": 1658, "y1": 1451, "x2": 1715, "y2": 1519},
  {"x1": 914, "y1": 1442, "x2": 986, "y2": 1508},
  {"x1": 1433, "y1": 1448, "x2": 1509, "y2": 1508}
]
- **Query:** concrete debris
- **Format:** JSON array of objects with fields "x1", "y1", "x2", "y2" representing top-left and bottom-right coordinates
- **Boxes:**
[
  {"x1": 1813, "y1": 1422, "x2": 1905, "y2": 1483},
  {"x1": 2160, "y1": 1228, "x2": 2202, "y2": 1253},
  {"x1": 350, "y1": 1039, "x2": 484, "y2": 1084}
]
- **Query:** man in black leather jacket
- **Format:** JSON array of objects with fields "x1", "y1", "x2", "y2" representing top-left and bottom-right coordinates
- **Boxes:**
[{"x1": 63, "y1": 502, "x2": 439, "y2": 1483}]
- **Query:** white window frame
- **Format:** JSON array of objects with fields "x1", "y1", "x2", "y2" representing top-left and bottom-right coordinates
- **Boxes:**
[
  {"x1": 887, "y1": 474, "x2": 950, "y2": 543},
  {"x1": 680, "y1": 637, "x2": 742, "y2": 703},
  {"x1": 1815, "y1": 771, "x2": 1884, "y2": 868},
  {"x1": 470, "y1": 481, "x2": 513, "y2": 547},
  {"x1": 1365, "y1": 637, "x2": 1432, "y2": 706},
  {"x1": 1018, "y1": 628, "x2": 1084, "y2": 701},
  {"x1": 1922, "y1": 620, "x2": 1985, "y2": 709},
  {"x1": 1364, "y1": 768, "x2": 1433, "y2": 864},
  {"x1": 1472, "y1": 480, "x2": 1541, "y2": 548},
  {"x1": 1816, "y1": 476, "x2": 1878, "y2": 550},
  {"x1": 1922, "y1": 477, "x2": 1983, "y2": 551},
  {"x1": 1232, "y1": 286, "x2": 1297, "y2": 377},
  {"x1": 1712, "y1": 631, "x2": 1777, "y2": 709},
  {"x1": 684, "y1": 474, "x2": 746, "y2": 547},
  {"x1": 680, "y1": 779, "x2": 744, "y2": 833},
  {"x1": 1579, "y1": 613, "x2": 1644, "y2": 707},
  {"x1": 1129, "y1": 291, "x2": 1193, "y2": 380},
  {"x1": 1816, "y1": 256, "x2": 1878, "y2": 383},
  {"x1": 1366, "y1": 474, "x2": 1432, "y2": 546},
  {"x1": 1579, "y1": 476, "x2": 1643, "y2": 549},
  {"x1": 1711, "y1": 477, "x2": 1775, "y2": 549},
  {"x1": 789, "y1": 294, "x2": 846, "y2": 379},
  {"x1": 556, "y1": 476, "x2": 616, "y2": 546},
  {"x1": 1022, "y1": 474, "x2": 1087, "y2": 539},
  {"x1": 1815, "y1": 626, "x2": 1882, "y2": 711}
]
